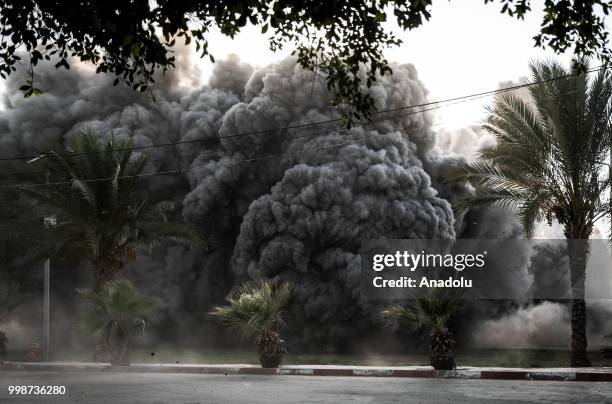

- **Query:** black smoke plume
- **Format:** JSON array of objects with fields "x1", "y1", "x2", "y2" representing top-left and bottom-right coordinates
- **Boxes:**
[{"x1": 1, "y1": 53, "x2": 611, "y2": 355}]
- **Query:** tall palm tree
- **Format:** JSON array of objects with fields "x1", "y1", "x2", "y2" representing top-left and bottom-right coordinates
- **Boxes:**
[
  {"x1": 78, "y1": 279, "x2": 158, "y2": 365},
  {"x1": 210, "y1": 280, "x2": 293, "y2": 368},
  {"x1": 450, "y1": 60, "x2": 612, "y2": 366},
  {"x1": 383, "y1": 289, "x2": 462, "y2": 370},
  {"x1": 17, "y1": 130, "x2": 203, "y2": 292}
]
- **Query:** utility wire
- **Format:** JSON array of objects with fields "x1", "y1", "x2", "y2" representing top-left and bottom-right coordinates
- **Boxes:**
[
  {"x1": 0, "y1": 118, "x2": 449, "y2": 178},
  {"x1": 0, "y1": 86, "x2": 516, "y2": 180},
  {"x1": 0, "y1": 65, "x2": 605, "y2": 163},
  {"x1": 0, "y1": 89, "x2": 505, "y2": 178},
  {"x1": 0, "y1": 79, "x2": 599, "y2": 189},
  {"x1": 129, "y1": 83, "x2": 588, "y2": 165},
  {"x1": 0, "y1": 135, "x2": 372, "y2": 189}
]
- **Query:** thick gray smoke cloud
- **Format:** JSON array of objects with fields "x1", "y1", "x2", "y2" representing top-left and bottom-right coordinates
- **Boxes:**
[
  {"x1": 0, "y1": 48, "x2": 237, "y2": 351},
  {"x1": 231, "y1": 132, "x2": 455, "y2": 348},
  {"x1": 180, "y1": 58, "x2": 455, "y2": 349},
  {"x1": 2, "y1": 52, "x2": 611, "y2": 354},
  {"x1": 0, "y1": 53, "x2": 464, "y2": 351},
  {"x1": 474, "y1": 301, "x2": 571, "y2": 348},
  {"x1": 473, "y1": 300, "x2": 612, "y2": 349}
]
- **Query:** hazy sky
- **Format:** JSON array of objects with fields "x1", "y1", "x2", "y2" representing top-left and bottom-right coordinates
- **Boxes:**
[{"x1": 193, "y1": 2, "x2": 587, "y2": 130}]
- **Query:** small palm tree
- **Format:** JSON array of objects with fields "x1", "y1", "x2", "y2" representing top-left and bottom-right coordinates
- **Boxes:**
[
  {"x1": 77, "y1": 279, "x2": 158, "y2": 366},
  {"x1": 383, "y1": 289, "x2": 462, "y2": 370},
  {"x1": 18, "y1": 130, "x2": 203, "y2": 292},
  {"x1": 210, "y1": 280, "x2": 293, "y2": 368},
  {"x1": 449, "y1": 59, "x2": 612, "y2": 366}
]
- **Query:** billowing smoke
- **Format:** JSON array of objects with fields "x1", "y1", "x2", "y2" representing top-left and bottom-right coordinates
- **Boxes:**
[
  {"x1": 474, "y1": 300, "x2": 612, "y2": 349},
  {"x1": 1, "y1": 50, "x2": 611, "y2": 356},
  {"x1": 474, "y1": 301, "x2": 571, "y2": 348},
  {"x1": 527, "y1": 241, "x2": 570, "y2": 300},
  {"x1": 0, "y1": 53, "x2": 458, "y2": 352},
  {"x1": 436, "y1": 126, "x2": 495, "y2": 161},
  {"x1": 231, "y1": 131, "x2": 455, "y2": 348},
  {"x1": 179, "y1": 58, "x2": 456, "y2": 350},
  {"x1": 0, "y1": 47, "x2": 234, "y2": 351}
]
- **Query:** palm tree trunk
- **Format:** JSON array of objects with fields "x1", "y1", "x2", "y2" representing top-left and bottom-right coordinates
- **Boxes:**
[
  {"x1": 92, "y1": 261, "x2": 114, "y2": 362},
  {"x1": 93, "y1": 261, "x2": 115, "y2": 293},
  {"x1": 566, "y1": 237, "x2": 591, "y2": 367},
  {"x1": 93, "y1": 270, "x2": 107, "y2": 294}
]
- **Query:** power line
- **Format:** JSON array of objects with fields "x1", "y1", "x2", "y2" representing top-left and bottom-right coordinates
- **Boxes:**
[
  {"x1": 0, "y1": 134, "x2": 372, "y2": 189},
  {"x1": 0, "y1": 76, "x2": 601, "y2": 189},
  {"x1": 137, "y1": 83, "x2": 588, "y2": 166},
  {"x1": 0, "y1": 118, "x2": 441, "y2": 178},
  {"x1": 0, "y1": 89, "x2": 509, "y2": 180},
  {"x1": 0, "y1": 65, "x2": 605, "y2": 163},
  {"x1": 0, "y1": 89, "x2": 501, "y2": 178}
]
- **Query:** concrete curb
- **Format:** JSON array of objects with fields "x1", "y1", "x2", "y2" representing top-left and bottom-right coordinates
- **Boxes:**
[{"x1": 2, "y1": 362, "x2": 612, "y2": 382}]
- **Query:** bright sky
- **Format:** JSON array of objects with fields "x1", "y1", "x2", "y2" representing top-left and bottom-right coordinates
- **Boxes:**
[{"x1": 193, "y1": 1, "x2": 583, "y2": 130}]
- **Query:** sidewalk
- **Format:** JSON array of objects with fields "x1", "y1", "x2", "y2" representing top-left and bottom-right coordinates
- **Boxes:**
[{"x1": 3, "y1": 361, "x2": 612, "y2": 381}]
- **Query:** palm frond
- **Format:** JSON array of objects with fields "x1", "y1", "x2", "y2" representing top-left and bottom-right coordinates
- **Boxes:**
[
  {"x1": 446, "y1": 58, "x2": 611, "y2": 239},
  {"x1": 77, "y1": 279, "x2": 159, "y2": 337},
  {"x1": 210, "y1": 280, "x2": 293, "y2": 339},
  {"x1": 11, "y1": 130, "x2": 204, "y2": 279},
  {"x1": 382, "y1": 288, "x2": 463, "y2": 333}
]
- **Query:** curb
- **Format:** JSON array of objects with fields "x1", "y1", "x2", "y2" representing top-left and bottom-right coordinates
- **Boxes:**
[
  {"x1": 481, "y1": 371, "x2": 528, "y2": 380},
  {"x1": 2, "y1": 363, "x2": 612, "y2": 382}
]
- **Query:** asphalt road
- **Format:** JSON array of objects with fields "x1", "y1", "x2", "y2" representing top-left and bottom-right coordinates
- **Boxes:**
[{"x1": 1, "y1": 371, "x2": 612, "y2": 404}]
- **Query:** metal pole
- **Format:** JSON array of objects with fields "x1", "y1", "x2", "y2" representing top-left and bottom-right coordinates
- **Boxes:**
[
  {"x1": 29, "y1": 163, "x2": 52, "y2": 362},
  {"x1": 42, "y1": 215, "x2": 54, "y2": 363},
  {"x1": 43, "y1": 258, "x2": 50, "y2": 362}
]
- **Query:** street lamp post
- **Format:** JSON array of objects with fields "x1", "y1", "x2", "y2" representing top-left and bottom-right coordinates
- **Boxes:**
[
  {"x1": 42, "y1": 215, "x2": 55, "y2": 362},
  {"x1": 43, "y1": 257, "x2": 50, "y2": 362},
  {"x1": 28, "y1": 156, "x2": 53, "y2": 362}
]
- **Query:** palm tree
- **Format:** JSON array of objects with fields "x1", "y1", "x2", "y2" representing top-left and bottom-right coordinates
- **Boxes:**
[
  {"x1": 210, "y1": 280, "x2": 293, "y2": 368},
  {"x1": 77, "y1": 279, "x2": 158, "y2": 365},
  {"x1": 18, "y1": 130, "x2": 203, "y2": 292},
  {"x1": 383, "y1": 289, "x2": 462, "y2": 370},
  {"x1": 449, "y1": 59, "x2": 612, "y2": 366}
]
